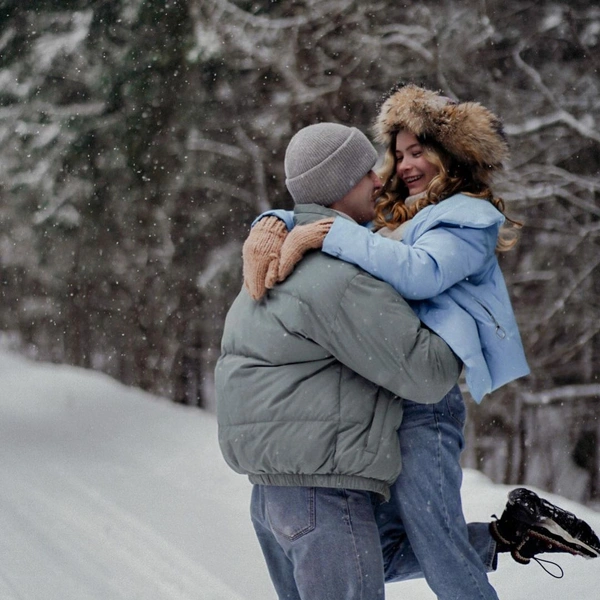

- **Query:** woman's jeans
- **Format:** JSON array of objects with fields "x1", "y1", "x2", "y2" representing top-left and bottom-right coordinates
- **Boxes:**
[
  {"x1": 250, "y1": 386, "x2": 499, "y2": 600},
  {"x1": 377, "y1": 385, "x2": 499, "y2": 599}
]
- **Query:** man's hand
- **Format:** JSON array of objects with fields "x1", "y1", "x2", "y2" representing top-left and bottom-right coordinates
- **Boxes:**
[
  {"x1": 278, "y1": 218, "x2": 334, "y2": 282},
  {"x1": 242, "y1": 217, "x2": 288, "y2": 300}
]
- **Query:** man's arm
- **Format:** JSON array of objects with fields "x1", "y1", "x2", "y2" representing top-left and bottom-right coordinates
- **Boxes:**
[{"x1": 319, "y1": 271, "x2": 461, "y2": 403}]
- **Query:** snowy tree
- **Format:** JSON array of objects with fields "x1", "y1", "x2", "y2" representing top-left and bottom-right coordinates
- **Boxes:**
[{"x1": 0, "y1": 0, "x2": 598, "y2": 500}]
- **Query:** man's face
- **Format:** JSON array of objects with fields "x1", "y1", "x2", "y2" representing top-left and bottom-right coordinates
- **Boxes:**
[{"x1": 330, "y1": 170, "x2": 382, "y2": 224}]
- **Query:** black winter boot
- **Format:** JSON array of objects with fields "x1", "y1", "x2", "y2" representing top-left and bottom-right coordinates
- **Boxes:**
[{"x1": 490, "y1": 488, "x2": 600, "y2": 565}]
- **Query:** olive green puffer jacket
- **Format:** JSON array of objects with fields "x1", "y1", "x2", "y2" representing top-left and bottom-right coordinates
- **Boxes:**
[{"x1": 216, "y1": 205, "x2": 460, "y2": 500}]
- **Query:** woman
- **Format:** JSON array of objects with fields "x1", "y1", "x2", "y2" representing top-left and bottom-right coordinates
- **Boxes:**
[
  {"x1": 247, "y1": 84, "x2": 529, "y2": 403},
  {"x1": 242, "y1": 85, "x2": 599, "y2": 598}
]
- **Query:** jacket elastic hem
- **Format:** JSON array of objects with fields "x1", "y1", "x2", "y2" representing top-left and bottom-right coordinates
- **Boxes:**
[{"x1": 248, "y1": 473, "x2": 390, "y2": 501}]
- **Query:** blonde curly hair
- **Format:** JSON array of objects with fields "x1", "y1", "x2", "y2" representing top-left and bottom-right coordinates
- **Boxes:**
[{"x1": 372, "y1": 131, "x2": 521, "y2": 252}]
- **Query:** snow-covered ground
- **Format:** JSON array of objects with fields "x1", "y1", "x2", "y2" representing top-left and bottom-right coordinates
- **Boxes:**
[{"x1": 0, "y1": 350, "x2": 598, "y2": 600}]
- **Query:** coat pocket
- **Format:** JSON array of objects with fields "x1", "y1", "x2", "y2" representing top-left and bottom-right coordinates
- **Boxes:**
[
  {"x1": 265, "y1": 486, "x2": 316, "y2": 541},
  {"x1": 472, "y1": 297, "x2": 506, "y2": 339}
]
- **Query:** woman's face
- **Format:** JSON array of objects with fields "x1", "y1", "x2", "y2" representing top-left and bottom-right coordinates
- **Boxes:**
[{"x1": 395, "y1": 130, "x2": 439, "y2": 196}]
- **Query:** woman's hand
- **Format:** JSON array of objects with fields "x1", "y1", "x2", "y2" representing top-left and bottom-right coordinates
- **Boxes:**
[
  {"x1": 242, "y1": 217, "x2": 288, "y2": 300},
  {"x1": 277, "y1": 218, "x2": 334, "y2": 282},
  {"x1": 242, "y1": 216, "x2": 334, "y2": 299}
]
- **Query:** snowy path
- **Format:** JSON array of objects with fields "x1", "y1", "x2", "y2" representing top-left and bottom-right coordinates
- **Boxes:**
[
  {"x1": 0, "y1": 468, "x2": 243, "y2": 600},
  {"x1": 0, "y1": 353, "x2": 258, "y2": 600},
  {"x1": 0, "y1": 351, "x2": 598, "y2": 599}
]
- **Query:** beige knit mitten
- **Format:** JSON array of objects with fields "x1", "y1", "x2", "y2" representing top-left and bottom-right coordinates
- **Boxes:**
[
  {"x1": 277, "y1": 218, "x2": 334, "y2": 282},
  {"x1": 242, "y1": 217, "x2": 288, "y2": 300}
]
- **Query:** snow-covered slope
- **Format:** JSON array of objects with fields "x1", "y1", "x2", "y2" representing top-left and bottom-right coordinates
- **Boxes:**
[{"x1": 0, "y1": 351, "x2": 598, "y2": 599}]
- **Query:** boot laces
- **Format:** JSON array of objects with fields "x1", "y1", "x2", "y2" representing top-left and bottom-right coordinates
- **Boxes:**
[{"x1": 532, "y1": 556, "x2": 564, "y2": 579}]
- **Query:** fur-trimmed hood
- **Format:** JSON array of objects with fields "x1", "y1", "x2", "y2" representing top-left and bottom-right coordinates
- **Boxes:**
[{"x1": 374, "y1": 84, "x2": 509, "y2": 171}]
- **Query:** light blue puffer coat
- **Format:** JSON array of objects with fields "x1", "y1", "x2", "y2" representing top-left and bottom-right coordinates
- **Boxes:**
[{"x1": 321, "y1": 194, "x2": 530, "y2": 402}]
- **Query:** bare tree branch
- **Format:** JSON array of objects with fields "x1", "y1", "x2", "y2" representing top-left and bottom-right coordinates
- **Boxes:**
[
  {"x1": 523, "y1": 384, "x2": 600, "y2": 405},
  {"x1": 197, "y1": 177, "x2": 256, "y2": 206},
  {"x1": 235, "y1": 125, "x2": 271, "y2": 213},
  {"x1": 187, "y1": 131, "x2": 246, "y2": 161},
  {"x1": 513, "y1": 43, "x2": 600, "y2": 143}
]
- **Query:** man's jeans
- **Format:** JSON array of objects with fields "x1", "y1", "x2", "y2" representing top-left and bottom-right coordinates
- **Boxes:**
[
  {"x1": 251, "y1": 485, "x2": 386, "y2": 600},
  {"x1": 250, "y1": 386, "x2": 499, "y2": 600}
]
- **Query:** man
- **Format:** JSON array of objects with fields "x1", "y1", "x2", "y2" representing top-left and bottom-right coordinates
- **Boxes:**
[
  {"x1": 216, "y1": 122, "x2": 462, "y2": 599},
  {"x1": 216, "y1": 123, "x2": 599, "y2": 600}
]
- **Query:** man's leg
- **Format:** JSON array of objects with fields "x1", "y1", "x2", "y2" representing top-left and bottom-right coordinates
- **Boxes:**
[
  {"x1": 251, "y1": 485, "x2": 301, "y2": 600},
  {"x1": 377, "y1": 385, "x2": 499, "y2": 600},
  {"x1": 251, "y1": 485, "x2": 385, "y2": 600}
]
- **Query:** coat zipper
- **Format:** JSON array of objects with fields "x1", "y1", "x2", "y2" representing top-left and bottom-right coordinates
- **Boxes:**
[{"x1": 474, "y1": 298, "x2": 506, "y2": 339}]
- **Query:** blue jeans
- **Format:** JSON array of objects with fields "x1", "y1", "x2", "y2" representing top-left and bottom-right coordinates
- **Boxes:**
[
  {"x1": 250, "y1": 387, "x2": 499, "y2": 600},
  {"x1": 251, "y1": 485, "x2": 386, "y2": 600},
  {"x1": 376, "y1": 385, "x2": 499, "y2": 599}
]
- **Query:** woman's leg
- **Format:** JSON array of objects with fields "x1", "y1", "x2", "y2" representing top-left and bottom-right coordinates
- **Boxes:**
[{"x1": 377, "y1": 386, "x2": 499, "y2": 600}]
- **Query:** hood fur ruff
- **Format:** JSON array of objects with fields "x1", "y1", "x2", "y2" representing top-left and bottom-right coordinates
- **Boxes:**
[{"x1": 374, "y1": 84, "x2": 509, "y2": 170}]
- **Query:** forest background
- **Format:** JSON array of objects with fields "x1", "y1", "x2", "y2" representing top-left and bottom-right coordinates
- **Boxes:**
[{"x1": 0, "y1": 0, "x2": 598, "y2": 506}]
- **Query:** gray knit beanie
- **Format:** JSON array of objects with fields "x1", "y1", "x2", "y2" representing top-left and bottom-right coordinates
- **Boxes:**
[{"x1": 284, "y1": 123, "x2": 378, "y2": 206}]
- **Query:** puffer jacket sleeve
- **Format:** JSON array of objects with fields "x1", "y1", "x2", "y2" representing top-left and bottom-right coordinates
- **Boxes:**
[
  {"x1": 322, "y1": 217, "x2": 495, "y2": 300},
  {"x1": 317, "y1": 271, "x2": 461, "y2": 403}
]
